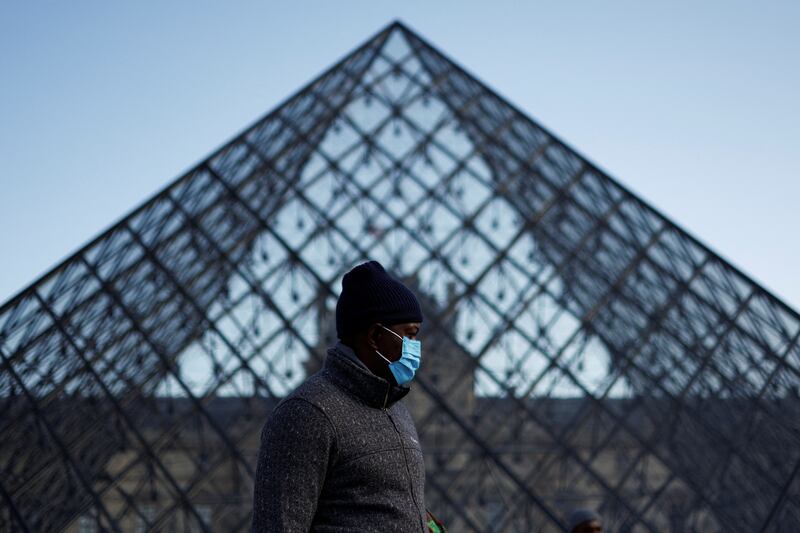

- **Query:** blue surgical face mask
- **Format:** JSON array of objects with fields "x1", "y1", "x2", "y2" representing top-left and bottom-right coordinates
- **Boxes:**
[{"x1": 374, "y1": 324, "x2": 421, "y2": 386}]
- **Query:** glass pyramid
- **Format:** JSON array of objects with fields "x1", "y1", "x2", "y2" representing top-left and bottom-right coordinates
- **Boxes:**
[{"x1": 1, "y1": 21, "x2": 798, "y2": 532}]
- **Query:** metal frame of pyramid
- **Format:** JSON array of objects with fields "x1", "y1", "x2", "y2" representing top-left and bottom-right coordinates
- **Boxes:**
[{"x1": 1, "y1": 21, "x2": 799, "y2": 532}]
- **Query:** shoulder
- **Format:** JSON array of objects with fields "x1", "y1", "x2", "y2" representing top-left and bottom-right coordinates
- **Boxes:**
[
  {"x1": 265, "y1": 372, "x2": 344, "y2": 430},
  {"x1": 264, "y1": 396, "x2": 327, "y2": 429},
  {"x1": 282, "y1": 369, "x2": 353, "y2": 414},
  {"x1": 260, "y1": 396, "x2": 337, "y2": 455}
]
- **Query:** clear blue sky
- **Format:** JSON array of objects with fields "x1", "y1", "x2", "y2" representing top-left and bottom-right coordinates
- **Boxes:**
[{"x1": 1, "y1": 1, "x2": 799, "y2": 310}]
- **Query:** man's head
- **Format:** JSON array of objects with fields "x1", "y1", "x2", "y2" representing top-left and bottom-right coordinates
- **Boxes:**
[
  {"x1": 567, "y1": 509, "x2": 602, "y2": 533},
  {"x1": 336, "y1": 261, "x2": 423, "y2": 384}
]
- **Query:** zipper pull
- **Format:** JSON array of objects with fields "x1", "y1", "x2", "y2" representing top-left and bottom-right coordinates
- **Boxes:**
[{"x1": 382, "y1": 383, "x2": 390, "y2": 410}]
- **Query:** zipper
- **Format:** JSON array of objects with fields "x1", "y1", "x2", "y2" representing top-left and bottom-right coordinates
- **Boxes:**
[
  {"x1": 384, "y1": 398, "x2": 425, "y2": 531},
  {"x1": 382, "y1": 383, "x2": 390, "y2": 410}
]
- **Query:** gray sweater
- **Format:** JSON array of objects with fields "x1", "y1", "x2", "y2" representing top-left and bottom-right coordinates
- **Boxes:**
[{"x1": 251, "y1": 344, "x2": 427, "y2": 532}]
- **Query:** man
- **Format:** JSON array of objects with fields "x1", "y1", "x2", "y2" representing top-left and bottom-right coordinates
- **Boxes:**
[
  {"x1": 252, "y1": 261, "x2": 427, "y2": 532},
  {"x1": 567, "y1": 508, "x2": 603, "y2": 533}
]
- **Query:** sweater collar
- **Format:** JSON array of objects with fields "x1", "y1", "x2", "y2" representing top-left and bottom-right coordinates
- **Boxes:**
[{"x1": 324, "y1": 344, "x2": 409, "y2": 409}]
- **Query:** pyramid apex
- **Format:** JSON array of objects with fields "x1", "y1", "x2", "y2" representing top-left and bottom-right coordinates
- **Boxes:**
[
  {"x1": 387, "y1": 18, "x2": 407, "y2": 29},
  {"x1": 387, "y1": 19, "x2": 421, "y2": 37}
]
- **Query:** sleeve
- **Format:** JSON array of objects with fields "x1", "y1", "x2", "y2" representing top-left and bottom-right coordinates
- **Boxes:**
[{"x1": 251, "y1": 398, "x2": 337, "y2": 532}]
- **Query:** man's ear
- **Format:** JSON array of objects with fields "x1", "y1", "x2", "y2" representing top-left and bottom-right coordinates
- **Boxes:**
[{"x1": 365, "y1": 323, "x2": 381, "y2": 350}]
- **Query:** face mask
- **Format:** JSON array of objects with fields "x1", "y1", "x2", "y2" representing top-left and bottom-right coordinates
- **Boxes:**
[{"x1": 374, "y1": 325, "x2": 421, "y2": 386}]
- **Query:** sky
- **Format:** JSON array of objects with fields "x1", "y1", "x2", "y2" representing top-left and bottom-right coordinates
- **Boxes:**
[{"x1": 1, "y1": 1, "x2": 799, "y2": 311}]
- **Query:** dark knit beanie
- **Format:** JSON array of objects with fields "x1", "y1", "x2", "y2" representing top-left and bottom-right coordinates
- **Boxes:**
[
  {"x1": 336, "y1": 261, "x2": 423, "y2": 340},
  {"x1": 567, "y1": 509, "x2": 601, "y2": 532}
]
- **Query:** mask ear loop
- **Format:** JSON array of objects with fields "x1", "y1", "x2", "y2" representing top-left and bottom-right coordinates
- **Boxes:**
[
  {"x1": 374, "y1": 349, "x2": 392, "y2": 364},
  {"x1": 373, "y1": 323, "x2": 394, "y2": 365},
  {"x1": 378, "y1": 323, "x2": 404, "y2": 341},
  {"x1": 374, "y1": 324, "x2": 402, "y2": 365}
]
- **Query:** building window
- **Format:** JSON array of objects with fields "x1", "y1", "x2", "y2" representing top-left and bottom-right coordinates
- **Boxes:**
[
  {"x1": 78, "y1": 514, "x2": 98, "y2": 533},
  {"x1": 485, "y1": 501, "x2": 504, "y2": 533},
  {"x1": 188, "y1": 505, "x2": 212, "y2": 533},
  {"x1": 135, "y1": 505, "x2": 156, "y2": 533}
]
